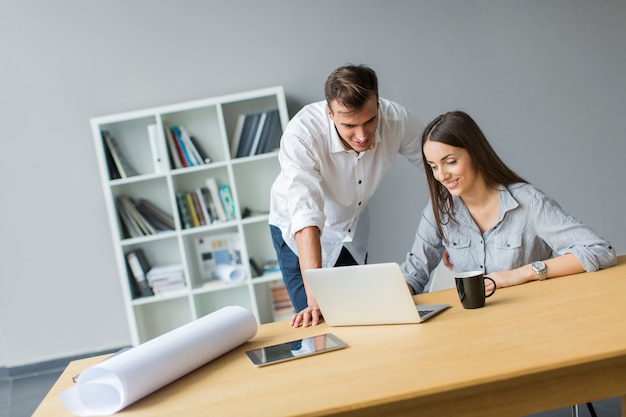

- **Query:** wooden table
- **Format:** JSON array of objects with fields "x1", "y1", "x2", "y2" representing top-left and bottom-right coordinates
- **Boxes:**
[{"x1": 33, "y1": 256, "x2": 626, "y2": 417}]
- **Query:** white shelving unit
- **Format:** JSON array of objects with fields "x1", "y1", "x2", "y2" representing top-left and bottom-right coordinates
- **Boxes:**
[{"x1": 91, "y1": 87, "x2": 290, "y2": 345}]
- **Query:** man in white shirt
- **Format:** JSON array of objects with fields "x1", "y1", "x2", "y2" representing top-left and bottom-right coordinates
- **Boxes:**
[{"x1": 269, "y1": 64, "x2": 424, "y2": 327}]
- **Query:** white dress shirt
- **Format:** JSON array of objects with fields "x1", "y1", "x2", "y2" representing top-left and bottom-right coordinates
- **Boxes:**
[{"x1": 269, "y1": 98, "x2": 424, "y2": 267}]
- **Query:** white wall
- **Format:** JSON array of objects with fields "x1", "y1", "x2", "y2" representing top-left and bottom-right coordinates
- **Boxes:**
[{"x1": 1, "y1": 0, "x2": 624, "y2": 367}]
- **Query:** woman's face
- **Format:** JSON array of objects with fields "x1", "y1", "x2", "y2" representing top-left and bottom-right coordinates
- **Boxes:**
[{"x1": 423, "y1": 140, "x2": 480, "y2": 197}]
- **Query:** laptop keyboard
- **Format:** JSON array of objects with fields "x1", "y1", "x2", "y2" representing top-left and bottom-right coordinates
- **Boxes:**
[{"x1": 418, "y1": 309, "x2": 435, "y2": 317}]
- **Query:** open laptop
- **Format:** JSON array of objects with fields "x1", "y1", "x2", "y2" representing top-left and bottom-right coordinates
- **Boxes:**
[{"x1": 305, "y1": 263, "x2": 450, "y2": 326}]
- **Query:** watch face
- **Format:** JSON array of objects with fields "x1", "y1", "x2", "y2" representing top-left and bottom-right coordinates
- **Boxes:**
[{"x1": 532, "y1": 261, "x2": 545, "y2": 271}]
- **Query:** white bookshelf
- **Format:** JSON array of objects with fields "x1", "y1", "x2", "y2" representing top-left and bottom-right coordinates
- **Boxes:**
[{"x1": 91, "y1": 87, "x2": 290, "y2": 345}]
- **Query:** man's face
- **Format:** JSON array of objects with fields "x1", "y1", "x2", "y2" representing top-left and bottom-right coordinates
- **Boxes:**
[{"x1": 327, "y1": 95, "x2": 379, "y2": 153}]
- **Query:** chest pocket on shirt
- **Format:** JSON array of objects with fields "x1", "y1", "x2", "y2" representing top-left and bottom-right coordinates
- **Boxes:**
[
  {"x1": 444, "y1": 234, "x2": 471, "y2": 250},
  {"x1": 493, "y1": 235, "x2": 522, "y2": 250}
]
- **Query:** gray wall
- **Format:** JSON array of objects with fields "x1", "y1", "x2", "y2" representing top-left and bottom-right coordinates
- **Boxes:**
[{"x1": 1, "y1": 1, "x2": 624, "y2": 367}]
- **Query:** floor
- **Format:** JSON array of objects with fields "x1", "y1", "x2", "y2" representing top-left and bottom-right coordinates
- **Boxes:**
[{"x1": 0, "y1": 367, "x2": 622, "y2": 417}]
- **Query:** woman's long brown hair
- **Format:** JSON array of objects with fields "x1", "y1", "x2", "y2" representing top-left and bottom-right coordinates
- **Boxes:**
[{"x1": 422, "y1": 111, "x2": 527, "y2": 241}]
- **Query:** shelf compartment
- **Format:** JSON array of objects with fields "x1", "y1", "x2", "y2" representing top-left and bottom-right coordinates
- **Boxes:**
[
  {"x1": 182, "y1": 228, "x2": 244, "y2": 290},
  {"x1": 161, "y1": 105, "x2": 227, "y2": 166},
  {"x1": 98, "y1": 116, "x2": 159, "y2": 178},
  {"x1": 253, "y1": 278, "x2": 292, "y2": 324},
  {"x1": 242, "y1": 221, "x2": 278, "y2": 279},
  {"x1": 231, "y1": 156, "x2": 279, "y2": 217}
]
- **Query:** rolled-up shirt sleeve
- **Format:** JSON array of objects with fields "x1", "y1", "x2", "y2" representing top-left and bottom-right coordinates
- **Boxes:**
[{"x1": 532, "y1": 192, "x2": 617, "y2": 272}]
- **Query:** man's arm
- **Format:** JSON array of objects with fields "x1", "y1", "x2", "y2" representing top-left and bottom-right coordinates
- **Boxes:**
[{"x1": 291, "y1": 226, "x2": 324, "y2": 327}]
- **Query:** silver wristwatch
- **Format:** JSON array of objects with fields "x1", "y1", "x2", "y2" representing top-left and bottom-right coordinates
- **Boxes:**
[{"x1": 532, "y1": 261, "x2": 548, "y2": 281}]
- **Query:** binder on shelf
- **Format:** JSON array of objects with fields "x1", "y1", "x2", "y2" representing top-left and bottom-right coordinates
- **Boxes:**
[
  {"x1": 126, "y1": 249, "x2": 154, "y2": 298},
  {"x1": 147, "y1": 124, "x2": 170, "y2": 173}
]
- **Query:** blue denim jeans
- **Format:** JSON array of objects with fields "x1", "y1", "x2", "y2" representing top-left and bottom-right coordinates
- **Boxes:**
[{"x1": 270, "y1": 225, "x2": 359, "y2": 313}]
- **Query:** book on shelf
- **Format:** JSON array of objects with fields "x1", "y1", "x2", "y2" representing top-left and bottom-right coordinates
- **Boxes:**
[
  {"x1": 189, "y1": 135, "x2": 211, "y2": 164},
  {"x1": 164, "y1": 124, "x2": 211, "y2": 168},
  {"x1": 147, "y1": 124, "x2": 170, "y2": 173},
  {"x1": 103, "y1": 139, "x2": 121, "y2": 179},
  {"x1": 171, "y1": 125, "x2": 196, "y2": 167},
  {"x1": 230, "y1": 114, "x2": 247, "y2": 158},
  {"x1": 233, "y1": 109, "x2": 282, "y2": 158},
  {"x1": 135, "y1": 199, "x2": 175, "y2": 231},
  {"x1": 270, "y1": 280, "x2": 293, "y2": 321},
  {"x1": 175, "y1": 193, "x2": 192, "y2": 229},
  {"x1": 195, "y1": 232, "x2": 246, "y2": 284},
  {"x1": 117, "y1": 196, "x2": 150, "y2": 238},
  {"x1": 190, "y1": 191, "x2": 208, "y2": 226},
  {"x1": 195, "y1": 188, "x2": 211, "y2": 225},
  {"x1": 116, "y1": 195, "x2": 174, "y2": 238},
  {"x1": 235, "y1": 112, "x2": 262, "y2": 158},
  {"x1": 102, "y1": 131, "x2": 138, "y2": 179},
  {"x1": 146, "y1": 263, "x2": 186, "y2": 295},
  {"x1": 247, "y1": 111, "x2": 267, "y2": 156},
  {"x1": 257, "y1": 109, "x2": 282, "y2": 154},
  {"x1": 205, "y1": 177, "x2": 228, "y2": 222},
  {"x1": 125, "y1": 249, "x2": 154, "y2": 298},
  {"x1": 200, "y1": 187, "x2": 218, "y2": 223},
  {"x1": 176, "y1": 180, "x2": 236, "y2": 229},
  {"x1": 249, "y1": 257, "x2": 263, "y2": 277},
  {"x1": 219, "y1": 184, "x2": 236, "y2": 221},
  {"x1": 184, "y1": 192, "x2": 201, "y2": 228},
  {"x1": 163, "y1": 122, "x2": 184, "y2": 169}
]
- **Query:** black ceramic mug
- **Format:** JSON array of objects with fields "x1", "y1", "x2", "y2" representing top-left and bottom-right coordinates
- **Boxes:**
[{"x1": 454, "y1": 271, "x2": 496, "y2": 309}]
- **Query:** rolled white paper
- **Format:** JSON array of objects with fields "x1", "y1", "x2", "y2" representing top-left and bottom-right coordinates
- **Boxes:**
[
  {"x1": 58, "y1": 305, "x2": 258, "y2": 416},
  {"x1": 215, "y1": 264, "x2": 246, "y2": 283}
]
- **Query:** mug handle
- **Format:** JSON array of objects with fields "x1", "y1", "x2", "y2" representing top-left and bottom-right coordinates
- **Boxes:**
[{"x1": 484, "y1": 277, "x2": 496, "y2": 298}]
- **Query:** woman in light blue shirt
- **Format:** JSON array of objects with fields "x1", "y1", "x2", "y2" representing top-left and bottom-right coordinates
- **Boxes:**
[{"x1": 402, "y1": 111, "x2": 617, "y2": 294}]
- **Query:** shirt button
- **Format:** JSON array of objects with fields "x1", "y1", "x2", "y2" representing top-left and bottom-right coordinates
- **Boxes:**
[
  {"x1": 480, "y1": 265, "x2": 484, "y2": 269},
  {"x1": 348, "y1": 229, "x2": 351, "y2": 233},
  {"x1": 358, "y1": 180, "x2": 362, "y2": 184},
  {"x1": 358, "y1": 201, "x2": 362, "y2": 205}
]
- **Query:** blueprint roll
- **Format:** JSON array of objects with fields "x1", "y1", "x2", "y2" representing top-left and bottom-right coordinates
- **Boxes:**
[
  {"x1": 215, "y1": 264, "x2": 246, "y2": 283},
  {"x1": 58, "y1": 306, "x2": 258, "y2": 416}
]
